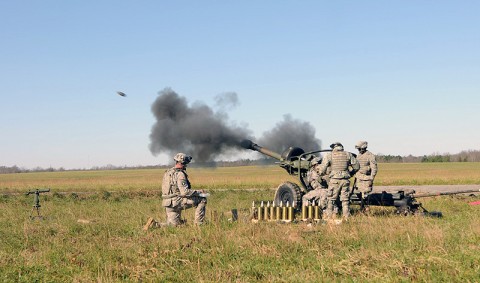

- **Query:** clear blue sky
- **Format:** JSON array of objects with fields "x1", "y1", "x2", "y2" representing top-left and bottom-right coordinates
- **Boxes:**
[{"x1": 1, "y1": 1, "x2": 479, "y2": 169}]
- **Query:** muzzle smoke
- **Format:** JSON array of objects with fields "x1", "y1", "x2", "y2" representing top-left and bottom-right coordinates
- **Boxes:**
[
  {"x1": 149, "y1": 88, "x2": 252, "y2": 162},
  {"x1": 258, "y1": 114, "x2": 321, "y2": 153},
  {"x1": 149, "y1": 88, "x2": 321, "y2": 162}
]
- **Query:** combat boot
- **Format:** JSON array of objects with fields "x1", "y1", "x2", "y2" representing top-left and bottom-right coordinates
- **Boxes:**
[{"x1": 143, "y1": 217, "x2": 156, "y2": 231}]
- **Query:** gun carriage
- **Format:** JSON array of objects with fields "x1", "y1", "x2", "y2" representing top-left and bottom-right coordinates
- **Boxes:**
[{"x1": 241, "y1": 139, "x2": 479, "y2": 215}]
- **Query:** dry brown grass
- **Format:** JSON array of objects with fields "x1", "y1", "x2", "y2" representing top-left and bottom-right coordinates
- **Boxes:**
[
  {"x1": 2, "y1": 163, "x2": 480, "y2": 194},
  {"x1": 1, "y1": 163, "x2": 480, "y2": 281}
]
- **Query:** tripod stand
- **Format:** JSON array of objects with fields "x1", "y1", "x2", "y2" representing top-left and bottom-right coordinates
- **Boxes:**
[{"x1": 26, "y1": 189, "x2": 50, "y2": 219}]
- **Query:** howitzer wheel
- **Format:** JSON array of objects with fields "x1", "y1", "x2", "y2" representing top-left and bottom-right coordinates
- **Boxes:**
[{"x1": 274, "y1": 181, "x2": 302, "y2": 209}]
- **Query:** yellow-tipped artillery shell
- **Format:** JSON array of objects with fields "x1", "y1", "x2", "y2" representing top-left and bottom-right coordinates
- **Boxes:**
[
  {"x1": 308, "y1": 201, "x2": 313, "y2": 220},
  {"x1": 301, "y1": 201, "x2": 308, "y2": 221},
  {"x1": 270, "y1": 202, "x2": 276, "y2": 221},
  {"x1": 258, "y1": 201, "x2": 263, "y2": 221},
  {"x1": 276, "y1": 201, "x2": 282, "y2": 221},
  {"x1": 264, "y1": 201, "x2": 269, "y2": 221},
  {"x1": 314, "y1": 200, "x2": 320, "y2": 221},
  {"x1": 282, "y1": 201, "x2": 288, "y2": 221},
  {"x1": 287, "y1": 202, "x2": 294, "y2": 222}
]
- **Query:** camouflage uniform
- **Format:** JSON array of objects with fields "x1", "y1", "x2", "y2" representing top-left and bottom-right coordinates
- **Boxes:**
[
  {"x1": 302, "y1": 157, "x2": 329, "y2": 210},
  {"x1": 354, "y1": 141, "x2": 377, "y2": 197},
  {"x1": 161, "y1": 153, "x2": 207, "y2": 226},
  {"x1": 317, "y1": 143, "x2": 359, "y2": 219}
]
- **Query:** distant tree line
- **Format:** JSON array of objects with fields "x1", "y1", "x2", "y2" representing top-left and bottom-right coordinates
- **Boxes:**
[
  {"x1": 377, "y1": 150, "x2": 480, "y2": 163},
  {"x1": 2, "y1": 150, "x2": 480, "y2": 174},
  {"x1": 0, "y1": 159, "x2": 275, "y2": 174},
  {"x1": 0, "y1": 165, "x2": 66, "y2": 174}
]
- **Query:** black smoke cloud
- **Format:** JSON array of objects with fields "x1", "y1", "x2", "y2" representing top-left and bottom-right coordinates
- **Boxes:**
[
  {"x1": 257, "y1": 114, "x2": 321, "y2": 153},
  {"x1": 149, "y1": 88, "x2": 252, "y2": 162},
  {"x1": 149, "y1": 88, "x2": 321, "y2": 162}
]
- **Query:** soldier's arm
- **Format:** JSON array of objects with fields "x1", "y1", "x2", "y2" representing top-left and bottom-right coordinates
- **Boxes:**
[
  {"x1": 309, "y1": 167, "x2": 321, "y2": 189},
  {"x1": 350, "y1": 154, "x2": 360, "y2": 173},
  {"x1": 176, "y1": 171, "x2": 197, "y2": 197},
  {"x1": 316, "y1": 155, "x2": 331, "y2": 175},
  {"x1": 370, "y1": 153, "x2": 378, "y2": 179}
]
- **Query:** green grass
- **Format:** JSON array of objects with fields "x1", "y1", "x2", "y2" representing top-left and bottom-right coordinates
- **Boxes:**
[
  {"x1": 1, "y1": 163, "x2": 480, "y2": 281},
  {"x1": 1, "y1": 192, "x2": 479, "y2": 282},
  {"x1": 2, "y1": 163, "x2": 480, "y2": 193}
]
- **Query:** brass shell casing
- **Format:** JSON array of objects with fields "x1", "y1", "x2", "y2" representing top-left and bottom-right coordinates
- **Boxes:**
[
  {"x1": 270, "y1": 204, "x2": 275, "y2": 221},
  {"x1": 314, "y1": 200, "x2": 320, "y2": 220},
  {"x1": 257, "y1": 202, "x2": 263, "y2": 221},
  {"x1": 276, "y1": 205, "x2": 281, "y2": 221},
  {"x1": 264, "y1": 202, "x2": 269, "y2": 221},
  {"x1": 307, "y1": 203, "x2": 313, "y2": 220},
  {"x1": 282, "y1": 202, "x2": 287, "y2": 220},
  {"x1": 287, "y1": 205, "x2": 294, "y2": 222},
  {"x1": 301, "y1": 203, "x2": 307, "y2": 221}
]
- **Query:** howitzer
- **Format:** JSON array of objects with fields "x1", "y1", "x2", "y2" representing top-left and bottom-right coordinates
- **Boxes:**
[
  {"x1": 350, "y1": 189, "x2": 480, "y2": 216},
  {"x1": 241, "y1": 139, "x2": 480, "y2": 215},
  {"x1": 26, "y1": 188, "x2": 50, "y2": 219},
  {"x1": 240, "y1": 139, "x2": 331, "y2": 208}
]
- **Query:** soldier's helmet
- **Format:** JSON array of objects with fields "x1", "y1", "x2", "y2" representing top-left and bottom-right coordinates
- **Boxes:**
[
  {"x1": 355, "y1": 141, "x2": 368, "y2": 149},
  {"x1": 329, "y1": 142, "x2": 343, "y2": 149},
  {"x1": 173, "y1": 153, "x2": 192, "y2": 165}
]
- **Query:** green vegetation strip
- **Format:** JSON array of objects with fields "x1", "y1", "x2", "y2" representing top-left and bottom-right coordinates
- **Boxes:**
[
  {"x1": 1, "y1": 191, "x2": 479, "y2": 282},
  {"x1": 1, "y1": 163, "x2": 480, "y2": 281},
  {"x1": 2, "y1": 163, "x2": 480, "y2": 193}
]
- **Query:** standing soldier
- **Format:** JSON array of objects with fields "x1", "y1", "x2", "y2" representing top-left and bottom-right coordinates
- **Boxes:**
[
  {"x1": 144, "y1": 153, "x2": 207, "y2": 230},
  {"x1": 302, "y1": 156, "x2": 329, "y2": 211},
  {"x1": 354, "y1": 141, "x2": 378, "y2": 203},
  {"x1": 317, "y1": 142, "x2": 359, "y2": 220}
]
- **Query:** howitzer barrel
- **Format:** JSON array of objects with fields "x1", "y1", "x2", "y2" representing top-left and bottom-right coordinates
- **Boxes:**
[
  {"x1": 240, "y1": 139, "x2": 320, "y2": 178},
  {"x1": 240, "y1": 139, "x2": 282, "y2": 160},
  {"x1": 413, "y1": 189, "x2": 480, "y2": 198}
]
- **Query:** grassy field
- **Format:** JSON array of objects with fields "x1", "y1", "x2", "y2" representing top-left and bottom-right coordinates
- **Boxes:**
[
  {"x1": 1, "y1": 163, "x2": 480, "y2": 282},
  {"x1": 2, "y1": 162, "x2": 480, "y2": 193}
]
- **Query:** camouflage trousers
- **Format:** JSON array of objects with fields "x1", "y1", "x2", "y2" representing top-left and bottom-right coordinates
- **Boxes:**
[
  {"x1": 326, "y1": 178, "x2": 351, "y2": 219},
  {"x1": 302, "y1": 188, "x2": 328, "y2": 210},
  {"x1": 356, "y1": 179, "x2": 373, "y2": 196},
  {"x1": 165, "y1": 196, "x2": 207, "y2": 226}
]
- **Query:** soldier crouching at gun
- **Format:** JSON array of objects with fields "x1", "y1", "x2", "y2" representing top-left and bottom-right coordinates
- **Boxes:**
[
  {"x1": 144, "y1": 153, "x2": 208, "y2": 230},
  {"x1": 302, "y1": 156, "x2": 330, "y2": 212}
]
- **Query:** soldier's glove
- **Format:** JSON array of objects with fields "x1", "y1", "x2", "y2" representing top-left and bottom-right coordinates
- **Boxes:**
[{"x1": 196, "y1": 190, "x2": 209, "y2": 198}]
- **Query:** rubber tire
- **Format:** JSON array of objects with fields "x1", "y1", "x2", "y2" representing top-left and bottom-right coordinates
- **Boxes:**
[{"x1": 274, "y1": 181, "x2": 303, "y2": 209}]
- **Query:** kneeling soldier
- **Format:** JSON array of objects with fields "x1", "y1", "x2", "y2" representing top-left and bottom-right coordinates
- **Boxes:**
[{"x1": 144, "y1": 153, "x2": 207, "y2": 229}]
